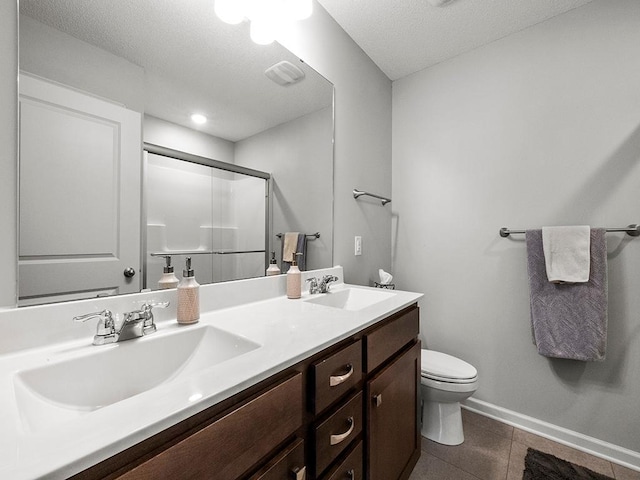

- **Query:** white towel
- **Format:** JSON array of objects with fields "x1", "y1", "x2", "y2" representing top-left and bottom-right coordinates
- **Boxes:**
[
  {"x1": 542, "y1": 226, "x2": 591, "y2": 283},
  {"x1": 282, "y1": 232, "x2": 299, "y2": 262}
]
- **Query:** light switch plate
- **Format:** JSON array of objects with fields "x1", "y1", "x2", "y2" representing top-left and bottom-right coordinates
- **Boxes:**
[{"x1": 355, "y1": 236, "x2": 362, "y2": 256}]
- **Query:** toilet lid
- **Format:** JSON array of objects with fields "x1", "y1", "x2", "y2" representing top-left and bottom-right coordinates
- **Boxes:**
[{"x1": 421, "y1": 350, "x2": 477, "y2": 382}]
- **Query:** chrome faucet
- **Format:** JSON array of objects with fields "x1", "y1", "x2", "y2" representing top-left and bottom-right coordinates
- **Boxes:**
[
  {"x1": 74, "y1": 302, "x2": 168, "y2": 345},
  {"x1": 306, "y1": 277, "x2": 321, "y2": 294},
  {"x1": 319, "y1": 275, "x2": 339, "y2": 293}
]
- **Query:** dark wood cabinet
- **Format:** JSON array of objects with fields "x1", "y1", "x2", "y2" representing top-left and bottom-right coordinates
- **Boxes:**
[
  {"x1": 314, "y1": 391, "x2": 363, "y2": 475},
  {"x1": 249, "y1": 437, "x2": 306, "y2": 480},
  {"x1": 311, "y1": 339, "x2": 362, "y2": 415},
  {"x1": 366, "y1": 342, "x2": 421, "y2": 480},
  {"x1": 321, "y1": 441, "x2": 363, "y2": 480},
  {"x1": 364, "y1": 306, "x2": 419, "y2": 373},
  {"x1": 73, "y1": 304, "x2": 420, "y2": 480},
  {"x1": 118, "y1": 373, "x2": 303, "y2": 480}
]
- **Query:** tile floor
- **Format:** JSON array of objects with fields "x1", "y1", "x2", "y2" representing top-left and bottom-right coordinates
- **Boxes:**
[{"x1": 408, "y1": 409, "x2": 640, "y2": 480}]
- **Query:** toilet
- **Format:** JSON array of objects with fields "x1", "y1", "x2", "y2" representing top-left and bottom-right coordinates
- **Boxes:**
[{"x1": 420, "y1": 349, "x2": 478, "y2": 446}]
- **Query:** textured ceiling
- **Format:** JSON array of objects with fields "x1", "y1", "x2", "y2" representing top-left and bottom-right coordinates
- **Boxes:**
[
  {"x1": 19, "y1": 0, "x2": 333, "y2": 142},
  {"x1": 317, "y1": 0, "x2": 596, "y2": 80}
]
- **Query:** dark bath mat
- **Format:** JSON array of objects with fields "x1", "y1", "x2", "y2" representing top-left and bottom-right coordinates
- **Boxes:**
[{"x1": 523, "y1": 448, "x2": 614, "y2": 480}]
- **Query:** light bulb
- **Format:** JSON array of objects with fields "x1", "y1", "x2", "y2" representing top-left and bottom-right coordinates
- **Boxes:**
[
  {"x1": 244, "y1": 0, "x2": 276, "y2": 22},
  {"x1": 214, "y1": 0, "x2": 245, "y2": 24},
  {"x1": 250, "y1": 20, "x2": 276, "y2": 45},
  {"x1": 284, "y1": 0, "x2": 313, "y2": 20},
  {"x1": 191, "y1": 114, "x2": 207, "y2": 124}
]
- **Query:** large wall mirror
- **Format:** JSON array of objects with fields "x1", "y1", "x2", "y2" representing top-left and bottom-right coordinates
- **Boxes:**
[{"x1": 17, "y1": 0, "x2": 334, "y2": 306}]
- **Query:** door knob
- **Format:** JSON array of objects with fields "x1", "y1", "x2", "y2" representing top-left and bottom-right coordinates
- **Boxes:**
[{"x1": 123, "y1": 267, "x2": 136, "y2": 278}]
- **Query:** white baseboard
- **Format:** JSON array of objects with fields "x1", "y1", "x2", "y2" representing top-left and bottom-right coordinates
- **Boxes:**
[{"x1": 463, "y1": 398, "x2": 640, "y2": 472}]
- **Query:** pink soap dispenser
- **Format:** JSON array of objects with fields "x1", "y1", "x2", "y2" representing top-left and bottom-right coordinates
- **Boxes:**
[
  {"x1": 177, "y1": 257, "x2": 200, "y2": 324},
  {"x1": 287, "y1": 253, "x2": 302, "y2": 299}
]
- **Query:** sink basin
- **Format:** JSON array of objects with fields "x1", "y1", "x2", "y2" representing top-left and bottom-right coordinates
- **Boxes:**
[
  {"x1": 13, "y1": 325, "x2": 260, "y2": 432},
  {"x1": 304, "y1": 287, "x2": 395, "y2": 311}
]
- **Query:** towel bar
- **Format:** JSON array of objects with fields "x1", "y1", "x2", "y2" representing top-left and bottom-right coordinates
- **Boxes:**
[
  {"x1": 150, "y1": 250, "x2": 266, "y2": 256},
  {"x1": 276, "y1": 232, "x2": 320, "y2": 240},
  {"x1": 353, "y1": 189, "x2": 391, "y2": 206},
  {"x1": 499, "y1": 224, "x2": 640, "y2": 238}
]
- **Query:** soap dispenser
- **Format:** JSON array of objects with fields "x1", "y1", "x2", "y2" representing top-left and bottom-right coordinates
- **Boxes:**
[
  {"x1": 287, "y1": 252, "x2": 302, "y2": 299},
  {"x1": 177, "y1": 257, "x2": 200, "y2": 324},
  {"x1": 158, "y1": 255, "x2": 179, "y2": 289},
  {"x1": 266, "y1": 251, "x2": 281, "y2": 276}
]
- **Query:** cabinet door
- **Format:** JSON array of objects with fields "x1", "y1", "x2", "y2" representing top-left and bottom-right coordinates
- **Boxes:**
[{"x1": 366, "y1": 342, "x2": 420, "y2": 480}]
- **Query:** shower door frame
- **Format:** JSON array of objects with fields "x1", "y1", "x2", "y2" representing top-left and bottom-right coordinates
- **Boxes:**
[{"x1": 141, "y1": 143, "x2": 271, "y2": 289}]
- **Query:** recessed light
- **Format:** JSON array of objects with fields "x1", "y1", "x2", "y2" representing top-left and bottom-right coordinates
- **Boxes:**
[{"x1": 191, "y1": 114, "x2": 207, "y2": 124}]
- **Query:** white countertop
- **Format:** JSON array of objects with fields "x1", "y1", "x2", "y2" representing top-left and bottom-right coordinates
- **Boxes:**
[{"x1": 0, "y1": 267, "x2": 422, "y2": 479}]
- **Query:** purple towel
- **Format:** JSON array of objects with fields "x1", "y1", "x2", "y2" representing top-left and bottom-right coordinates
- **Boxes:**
[{"x1": 525, "y1": 229, "x2": 608, "y2": 361}]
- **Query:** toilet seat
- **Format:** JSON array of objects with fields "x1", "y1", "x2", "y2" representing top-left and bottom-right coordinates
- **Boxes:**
[{"x1": 421, "y1": 350, "x2": 477, "y2": 384}]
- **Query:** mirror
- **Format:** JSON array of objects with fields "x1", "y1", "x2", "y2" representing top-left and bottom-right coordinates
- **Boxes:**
[
  {"x1": 143, "y1": 145, "x2": 270, "y2": 291},
  {"x1": 17, "y1": 0, "x2": 334, "y2": 306}
]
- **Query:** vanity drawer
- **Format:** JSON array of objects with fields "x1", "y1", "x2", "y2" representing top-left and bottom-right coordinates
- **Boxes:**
[
  {"x1": 312, "y1": 340, "x2": 362, "y2": 414},
  {"x1": 321, "y1": 440, "x2": 363, "y2": 480},
  {"x1": 314, "y1": 391, "x2": 363, "y2": 476},
  {"x1": 249, "y1": 437, "x2": 306, "y2": 480},
  {"x1": 119, "y1": 373, "x2": 303, "y2": 480},
  {"x1": 364, "y1": 306, "x2": 419, "y2": 373}
]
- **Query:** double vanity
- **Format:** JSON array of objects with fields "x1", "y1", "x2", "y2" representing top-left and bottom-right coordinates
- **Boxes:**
[{"x1": 0, "y1": 267, "x2": 423, "y2": 479}]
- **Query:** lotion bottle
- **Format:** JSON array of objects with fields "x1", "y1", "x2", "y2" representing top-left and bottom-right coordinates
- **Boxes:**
[
  {"x1": 266, "y1": 251, "x2": 281, "y2": 276},
  {"x1": 177, "y1": 257, "x2": 200, "y2": 324},
  {"x1": 287, "y1": 252, "x2": 302, "y2": 299},
  {"x1": 158, "y1": 255, "x2": 179, "y2": 289}
]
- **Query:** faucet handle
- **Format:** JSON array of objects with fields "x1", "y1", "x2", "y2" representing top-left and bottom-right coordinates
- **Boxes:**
[
  {"x1": 144, "y1": 300, "x2": 169, "y2": 309},
  {"x1": 306, "y1": 277, "x2": 320, "y2": 294},
  {"x1": 138, "y1": 301, "x2": 169, "y2": 334},
  {"x1": 73, "y1": 309, "x2": 117, "y2": 344},
  {"x1": 320, "y1": 275, "x2": 339, "y2": 293}
]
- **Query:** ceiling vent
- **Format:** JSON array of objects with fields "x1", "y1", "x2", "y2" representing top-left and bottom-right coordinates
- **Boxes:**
[{"x1": 265, "y1": 61, "x2": 306, "y2": 86}]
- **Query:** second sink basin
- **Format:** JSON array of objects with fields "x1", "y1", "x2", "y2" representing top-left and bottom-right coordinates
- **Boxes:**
[
  {"x1": 13, "y1": 325, "x2": 260, "y2": 432},
  {"x1": 304, "y1": 287, "x2": 395, "y2": 311}
]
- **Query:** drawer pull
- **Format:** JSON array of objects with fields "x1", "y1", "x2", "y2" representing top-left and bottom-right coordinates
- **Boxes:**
[
  {"x1": 373, "y1": 394, "x2": 382, "y2": 407},
  {"x1": 329, "y1": 363, "x2": 354, "y2": 387},
  {"x1": 290, "y1": 465, "x2": 306, "y2": 480},
  {"x1": 347, "y1": 468, "x2": 355, "y2": 479},
  {"x1": 330, "y1": 416, "x2": 354, "y2": 445}
]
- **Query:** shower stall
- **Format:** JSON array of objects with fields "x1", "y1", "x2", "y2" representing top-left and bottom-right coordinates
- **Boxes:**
[{"x1": 143, "y1": 144, "x2": 270, "y2": 290}]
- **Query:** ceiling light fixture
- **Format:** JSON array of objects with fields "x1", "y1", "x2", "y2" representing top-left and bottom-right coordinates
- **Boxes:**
[
  {"x1": 190, "y1": 113, "x2": 207, "y2": 124},
  {"x1": 214, "y1": 0, "x2": 313, "y2": 45}
]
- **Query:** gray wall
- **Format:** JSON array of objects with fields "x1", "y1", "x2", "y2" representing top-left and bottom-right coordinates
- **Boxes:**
[
  {"x1": 393, "y1": 0, "x2": 640, "y2": 453},
  {"x1": 279, "y1": 2, "x2": 393, "y2": 286},
  {"x1": 0, "y1": 1, "x2": 17, "y2": 308},
  {"x1": 144, "y1": 115, "x2": 235, "y2": 162},
  {"x1": 235, "y1": 107, "x2": 334, "y2": 271}
]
